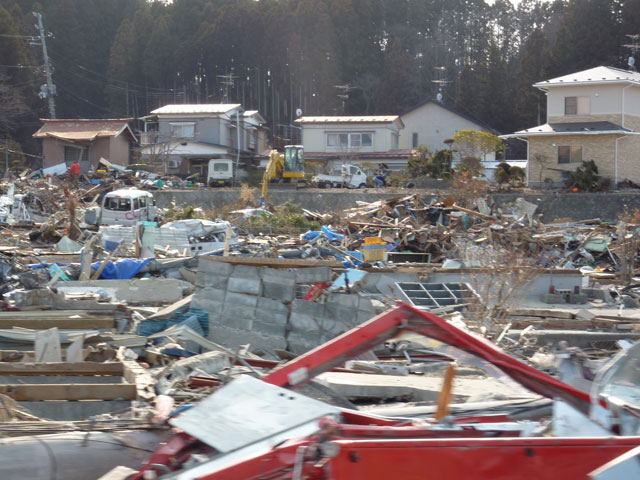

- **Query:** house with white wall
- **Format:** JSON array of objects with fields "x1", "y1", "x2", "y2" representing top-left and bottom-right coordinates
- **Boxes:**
[
  {"x1": 502, "y1": 66, "x2": 640, "y2": 187},
  {"x1": 295, "y1": 115, "x2": 410, "y2": 171}
]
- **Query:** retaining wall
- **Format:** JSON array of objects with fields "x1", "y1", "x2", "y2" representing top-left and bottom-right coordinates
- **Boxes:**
[{"x1": 154, "y1": 189, "x2": 640, "y2": 223}]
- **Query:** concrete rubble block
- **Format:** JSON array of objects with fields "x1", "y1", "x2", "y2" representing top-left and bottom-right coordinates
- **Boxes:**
[
  {"x1": 325, "y1": 304, "x2": 358, "y2": 327},
  {"x1": 221, "y1": 302, "x2": 256, "y2": 322},
  {"x1": 193, "y1": 287, "x2": 226, "y2": 304},
  {"x1": 227, "y1": 276, "x2": 263, "y2": 296},
  {"x1": 295, "y1": 266, "x2": 332, "y2": 285},
  {"x1": 55, "y1": 279, "x2": 192, "y2": 304},
  {"x1": 288, "y1": 312, "x2": 320, "y2": 331},
  {"x1": 224, "y1": 292, "x2": 259, "y2": 308},
  {"x1": 582, "y1": 287, "x2": 605, "y2": 300},
  {"x1": 255, "y1": 310, "x2": 289, "y2": 328},
  {"x1": 327, "y1": 293, "x2": 360, "y2": 309},
  {"x1": 357, "y1": 296, "x2": 376, "y2": 313},
  {"x1": 257, "y1": 297, "x2": 290, "y2": 316},
  {"x1": 191, "y1": 298, "x2": 224, "y2": 316},
  {"x1": 291, "y1": 299, "x2": 327, "y2": 318},
  {"x1": 541, "y1": 293, "x2": 567, "y2": 304},
  {"x1": 198, "y1": 258, "x2": 234, "y2": 276},
  {"x1": 251, "y1": 320, "x2": 287, "y2": 337},
  {"x1": 260, "y1": 267, "x2": 296, "y2": 283},
  {"x1": 622, "y1": 295, "x2": 640, "y2": 308},
  {"x1": 286, "y1": 330, "x2": 325, "y2": 352},
  {"x1": 195, "y1": 271, "x2": 229, "y2": 290},
  {"x1": 568, "y1": 293, "x2": 588, "y2": 304},
  {"x1": 231, "y1": 264, "x2": 260, "y2": 279},
  {"x1": 220, "y1": 313, "x2": 254, "y2": 331},
  {"x1": 210, "y1": 324, "x2": 287, "y2": 351},
  {"x1": 263, "y1": 280, "x2": 296, "y2": 303}
]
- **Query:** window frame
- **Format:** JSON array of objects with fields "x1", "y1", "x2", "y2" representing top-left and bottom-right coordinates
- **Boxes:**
[
  {"x1": 169, "y1": 122, "x2": 195, "y2": 138},
  {"x1": 412, "y1": 132, "x2": 419, "y2": 148},
  {"x1": 564, "y1": 96, "x2": 590, "y2": 116},
  {"x1": 326, "y1": 132, "x2": 374, "y2": 149},
  {"x1": 557, "y1": 145, "x2": 583, "y2": 164}
]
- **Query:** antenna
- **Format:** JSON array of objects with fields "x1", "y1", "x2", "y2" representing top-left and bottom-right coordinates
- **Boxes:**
[
  {"x1": 334, "y1": 84, "x2": 357, "y2": 113},
  {"x1": 432, "y1": 66, "x2": 450, "y2": 103},
  {"x1": 217, "y1": 73, "x2": 237, "y2": 103},
  {"x1": 622, "y1": 34, "x2": 639, "y2": 72}
]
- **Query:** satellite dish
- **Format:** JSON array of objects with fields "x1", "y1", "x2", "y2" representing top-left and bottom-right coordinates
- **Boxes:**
[{"x1": 296, "y1": 108, "x2": 302, "y2": 117}]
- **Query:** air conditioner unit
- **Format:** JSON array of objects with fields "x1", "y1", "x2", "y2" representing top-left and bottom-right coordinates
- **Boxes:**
[{"x1": 167, "y1": 159, "x2": 180, "y2": 169}]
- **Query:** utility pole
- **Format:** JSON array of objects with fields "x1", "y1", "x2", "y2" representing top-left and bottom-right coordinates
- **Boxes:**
[{"x1": 33, "y1": 12, "x2": 56, "y2": 118}]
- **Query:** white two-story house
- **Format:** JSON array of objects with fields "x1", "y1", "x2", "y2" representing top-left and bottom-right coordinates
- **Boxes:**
[
  {"x1": 138, "y1": 104, "x2": 267, "y2": 179},
  {"x1": 502, "y1": 66, "x2": 640, "y2": 187},
  {"x1": 295, "y1": 115, "x2": 410, "y2": 171}
]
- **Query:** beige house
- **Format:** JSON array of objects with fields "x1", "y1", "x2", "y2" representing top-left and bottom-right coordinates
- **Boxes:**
[
  {"x1": 33, "y1": 119, "x2": 136, "y2": 172},
  {"x1": 295, "y1": 115, "x2": 410, "y2": 170},
  {"x1": 502, "y1": 66, "x2": 640, "y2": 186}
]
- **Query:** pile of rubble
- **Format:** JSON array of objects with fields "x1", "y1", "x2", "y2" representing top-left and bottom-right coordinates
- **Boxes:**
[{"x1": 0, "y1": 170, "x2": 639, "y2": 478}]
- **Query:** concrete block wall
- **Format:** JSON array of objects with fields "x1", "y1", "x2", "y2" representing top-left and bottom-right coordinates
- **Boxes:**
[{"x1": 193, "y1": 258, "x2": 378, "y2": 354}]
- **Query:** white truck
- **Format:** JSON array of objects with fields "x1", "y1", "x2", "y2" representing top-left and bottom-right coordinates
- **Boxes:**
[
  {"x1": 312, "y1": 164, "x2": 369, "y2": 189},
  {"x1": 207, "y1": 159, "x2": 234, "y2": 187}
]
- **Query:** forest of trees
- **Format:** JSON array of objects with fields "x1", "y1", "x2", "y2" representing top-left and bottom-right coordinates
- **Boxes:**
[{"x1": 1, "y1": 0, "x2": 640, "y2": 165}]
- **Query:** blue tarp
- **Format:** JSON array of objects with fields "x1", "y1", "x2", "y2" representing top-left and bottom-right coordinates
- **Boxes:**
[
  {"x1": 30, "y1": 258, "x2": 152, "y2": 280},
  {"x1": 136, "y1": 306, "x2": 210, "y2": 338},
  {"x1": 90, "y1": 258, "x2": 152, "y2": 280},
  {"x1": 303, "y1": 225, "x2": 345, "y2": 242}
]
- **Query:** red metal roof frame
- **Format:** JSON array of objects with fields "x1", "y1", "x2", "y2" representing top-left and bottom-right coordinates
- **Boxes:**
[{"x1": 264, "y1": 302, "x2": 591, "y2": 414}]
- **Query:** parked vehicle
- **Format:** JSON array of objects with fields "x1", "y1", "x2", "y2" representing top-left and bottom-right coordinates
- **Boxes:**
[
  {"x1": 207, "y1": 159, "x2": 234, "y2": 187},
  {"x1": 99, "y1": 189, "x2": 158, "y2": 226},
  {"x1": 312, "y1": 164, "x2": 368, "y2": 189}
]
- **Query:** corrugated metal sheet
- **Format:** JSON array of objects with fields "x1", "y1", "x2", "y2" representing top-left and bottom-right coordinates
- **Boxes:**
[
  {"x1": 534, "y1": 66, "x2": 640, "y2": 86},
  {"x1": 151, "y1": 104, "x2": 241, "y2": 115},
  {"x1": 33, "y1": 119, "x2": 133, "y2": 140},
  {"x1": 296, "y1": 115, "x2": 400, "y2": 124}
]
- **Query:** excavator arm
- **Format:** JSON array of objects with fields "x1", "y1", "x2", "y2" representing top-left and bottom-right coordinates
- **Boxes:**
[{"x1": 261, "y1": 150, "x2": 284, "y2": 200}]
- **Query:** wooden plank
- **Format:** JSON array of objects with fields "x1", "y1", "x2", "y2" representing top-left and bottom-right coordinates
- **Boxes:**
[
  {"x1": 0, "y1": 362, "x2": 124, "y2": 376},
  {"x1": 0, "y1": 310, "x2": 113, "y2": 319},
  {"x1": 509, "y1": 309, "x2": 576, "y2": 319},
  {"x1": 0, "y1": 318, "x2": 114, "y2": 329},
  {"x1": 0, "y1": 383, "x2": 137, "y2": 401},
  {"x1": 147, "y1": 294, "x2": 193, "y2": 320}
]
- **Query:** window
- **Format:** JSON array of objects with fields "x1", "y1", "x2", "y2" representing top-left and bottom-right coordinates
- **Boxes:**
[
  {"x1": 247, "y1": 130, "x2": 257, "y2": 149},
  {"x1": 213, "y1": 162, "x2": 229, "y2": 172},
  {"x1": 170, "y1": 122, "x2": 195, "y2": 138},
  {"x1": 64, "y1": 146, "x2": 87, "y2": 166},
  {"x1": 558, "y1": 145, "x2": 583, "y2": 164},
  {"x1": 391, "y1": 133, "x2": 399, "y2": 149},
  {"x1": 412, "y1": 132, "x2": 419, "y2": 148},
  {"x1": 104, "y1": 197, "x2": 132, "y2": 211},
  {"x1": 564, "y1": 96, "x2": 590, "y2": 115},
  {"x1": 326, "y1": 132, "x2": 373, "y2": 148}
]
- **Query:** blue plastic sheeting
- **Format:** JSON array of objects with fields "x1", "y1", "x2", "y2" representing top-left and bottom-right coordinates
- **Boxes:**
[
  {"x1": 136, "y1": 307, "x2": 210, "y2": 338},
  {"x1": 303, "y1": 225, "x2": 344, "y2": 242},
  {"x1": 90, "y1": 258, "x2": 152, "y2": 279},
  {"x1": 329, "y1": 268, "x2": 367, "y2": 291}
]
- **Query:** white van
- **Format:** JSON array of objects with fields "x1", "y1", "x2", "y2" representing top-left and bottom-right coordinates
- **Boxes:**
[
  {"x1": 207, "y1": 159, "x2": 234, "y2": 187},
  {"x1": 100, "y1": 189, "x2": 158, "y2": 226}
]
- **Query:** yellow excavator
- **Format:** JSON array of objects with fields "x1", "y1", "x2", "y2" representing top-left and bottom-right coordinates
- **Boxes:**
[{"x1": 261, "y1": 145, "x2": 306, "y2": 200}]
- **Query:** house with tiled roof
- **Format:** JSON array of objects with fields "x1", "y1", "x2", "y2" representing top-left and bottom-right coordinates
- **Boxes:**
[
  {"x1": 502, "y1": 66, "x2": 640, "y2": 186},
  {"x1": 33, "y1": 118, "x2": 137, "y2": 171}
]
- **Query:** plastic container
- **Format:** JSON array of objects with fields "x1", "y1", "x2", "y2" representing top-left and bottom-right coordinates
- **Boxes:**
[
  {"x1": 362, "y1": 244, "x2": 386, "y2": 262},
  {"x1": 364, "y1": 236, "x2": 385, "y2": 246}
]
